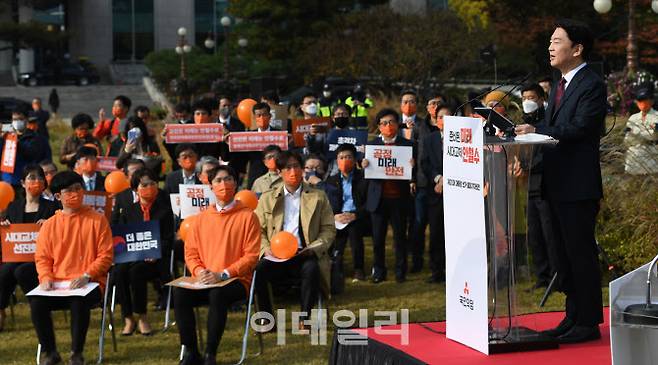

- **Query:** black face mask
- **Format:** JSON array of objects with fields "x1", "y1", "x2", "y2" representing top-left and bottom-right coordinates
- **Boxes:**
[{"x1": 334, "y1": 116, "x2": 350, "y2": 128}]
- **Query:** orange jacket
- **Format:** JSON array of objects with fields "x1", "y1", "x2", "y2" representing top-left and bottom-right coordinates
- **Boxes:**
[
  {"x1": 185, "y1": 201, "x2": 260, "y2": 292},
  {"x1": 35, "y1": 206, "x2": 114, "y2": 291},
  {"x1": 93, "y1": 117, "x2": 121, "y2": 140}
]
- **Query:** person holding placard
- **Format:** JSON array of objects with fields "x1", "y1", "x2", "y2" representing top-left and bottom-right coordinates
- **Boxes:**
[
  {"x1": 113, "y1": 168, "x2": 174, "y2": 336},
  {"x1": 361, "y1": 108, "x2": 415, "y2": 284},
  {"x1": 72, "y1": 146, "x2": 105, "y2": 192},
  {"x1": 251, "y1": 145, "x2": 283, "y2": 197},
  {"x1": 174, "y1": 165, "x2": 260, "y2": 365},
  {"x1": 29, "y1": 171, "x2": 113, "y2": 365},
  {"x1": 254, "y1": 151, "x2": 335, "y2": 327},
  {"x1": 0, "y1": 165, "x2": 59, "y2": 332}
]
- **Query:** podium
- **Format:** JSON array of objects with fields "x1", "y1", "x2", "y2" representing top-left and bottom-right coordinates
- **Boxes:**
[{"x1": 442, "y1": 116, "x2": 559, "y2": 354}]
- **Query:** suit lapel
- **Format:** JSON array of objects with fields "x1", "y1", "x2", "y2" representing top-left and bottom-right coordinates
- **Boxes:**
[
  {"x1": 272, "y1": 188, "x2": 285, "y2": 233},
  {"x1": 552, "y1": 66, "x2": 588, "y2": 119},
  {"x1": 300, "y1": 184, "x2": 318, "y2": 244}
]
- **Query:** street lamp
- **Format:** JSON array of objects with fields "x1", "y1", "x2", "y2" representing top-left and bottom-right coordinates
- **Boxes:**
[
  {"x1": 204, "y1": 33, "x2": 215, "y2": 50},
  {"x1": 238, "y1": 37, "x2": 248, "y2": 48},
  {"x1": 175, "y1": 27, "x2": 192, "y2": 80},
  {"x1": 221, "y1": 16, "x2": 231, "y2": 80},
  {"x1": 594, "y1": 0, "x2": 658, "y2": 74}
]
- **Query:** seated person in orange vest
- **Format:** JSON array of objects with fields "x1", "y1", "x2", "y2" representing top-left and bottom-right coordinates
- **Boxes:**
[
  {"x1": 29, "y1": 171, "x2": 113, "y2": 365},
  {"x1": 254, "y1": 151, "x2": 336, "y2": 327},
  {"x1": 175, "y1": 165, "x2": 260, "y2": 365}
]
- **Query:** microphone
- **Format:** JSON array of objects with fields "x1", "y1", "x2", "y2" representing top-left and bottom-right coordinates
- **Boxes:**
[
  {"x1": 453, "y1": 72, "x2": 534, "y2": 116},
  {"x1": 495, "y1": 72, "x2": 534, "y2": 112}
]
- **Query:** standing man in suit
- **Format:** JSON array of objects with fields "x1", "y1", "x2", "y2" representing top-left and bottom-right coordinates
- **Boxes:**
[
  {"x1": 515, "y1": 19, "x2": 606, "y2": 344},
  {"x1": 72, "y1": 146, "x2": 105, "y2": 192},
  {"x1": 361, "y1": 108, "x2": 416, "y2": 283}
]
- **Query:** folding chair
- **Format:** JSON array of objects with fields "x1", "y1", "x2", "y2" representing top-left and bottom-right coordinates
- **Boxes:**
[
  {"x1": 163, "y1": 247, "x2": 176, "y2": 330},
  {"x1": 178, "y1": 271, "x2": 263, "y2": 365},
  {"x1": 35, "y1": 271, "x2": 117, "y2": 365}
]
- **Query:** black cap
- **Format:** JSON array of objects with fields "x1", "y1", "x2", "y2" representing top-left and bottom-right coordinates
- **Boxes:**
[
  {"x1": 323, "y1": 83, "x2": 330, "y2": 91},
  {"x1": 635, "y1": 87, "x2": 654, "y2": 101}
]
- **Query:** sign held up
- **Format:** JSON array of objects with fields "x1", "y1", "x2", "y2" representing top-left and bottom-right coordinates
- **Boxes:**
[
  {"x1": 228, "y1": 131, "x2": 288, "y2": 152},
  {"x1": 164, "y1": 124, "x2": 224, "y2": 144},
  {"x1": 363, "y1": 145, "x2": 413, "y2": 180}
]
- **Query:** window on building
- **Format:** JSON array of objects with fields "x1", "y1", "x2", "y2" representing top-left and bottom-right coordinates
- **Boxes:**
[{"x1": 112, "y1": 0, "x2": 154, "y2": 61}]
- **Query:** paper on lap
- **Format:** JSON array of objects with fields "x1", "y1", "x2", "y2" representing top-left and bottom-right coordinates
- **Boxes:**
[
  {"x1": 26, "y1": 281, "x2": 99, "y2": 297},
  {"x1": 167, "y1": 276, "x2": 238, "y2": 290}
]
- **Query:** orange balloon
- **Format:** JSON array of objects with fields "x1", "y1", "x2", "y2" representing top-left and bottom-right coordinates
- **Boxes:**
[
  {"x1": 178, "y1": 216, "x2": 195, "y2": 241},
  {"x1": 237, "y1": 98, "x2": 257, "y2": 127},
  {"x1": 104, "y1": 171, "x2": 130, "y2": 193},
  {"x1": 0, "y1": 181, "x2": 15, "y2": 210},
  {"x1": 235, "y1": 190, "x2": 258, "y2": 210},
  {"x1": 270, "y1": 231, "x2": 298, "y2": 260}
]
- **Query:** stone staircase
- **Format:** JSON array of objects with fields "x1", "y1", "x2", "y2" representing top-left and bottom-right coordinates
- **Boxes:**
[{"x1": 109, "y1": 63, "x2": 150, "y2": 85}]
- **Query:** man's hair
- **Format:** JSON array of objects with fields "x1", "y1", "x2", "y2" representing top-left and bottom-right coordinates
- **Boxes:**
[
  {"x1": 130, "y1": 167, "x2": 159, "y2": 190},
  {"x1": 217, "y1": 95, "x2": 231, "y2": 103},
  {"x1": 305, "y1": 153, "x2": 326, "y2": 171},
  {"x1": 332, "y1": 103, "x2": 352, "y2": 115},
  {"x1": 335, "y1": 143, "x2": 357, "y2": 157},
  {"x1": 50, "y1": 171, "x2": 84, "y2": 194},
  {"x1": 521, "y1": 83, "x2": 546, "y2": 99},
  {"x1": 71, "y1": 113, "x2": 94, "y2": 130},
  {"x1": 206, "y1": 165, "x2": 238, "y2": 183},
  {"x1": 262, "y1": 144, "x2": 282, "y2": 159},
  {"x1": 134, "y1": 105, "x2": 150, "y2": 115},
  {"x1": 276, "y1": 151, "x2": 304, "y2": 170},
  {"x1": 39, "y1": 159, "x2": 57, "y2": 171},
  {"x1": 261, "y1": 90, "x2": 280, "y2": 104},
  {"x1": 400, "y1": 89, "x2": 418, "y2": 100},
  {"x1": 302, "y1": 93, "x2": 317, "y2": 102},
  {"x1": 555, "y1": 19, "x2": 594, "y2": 60},
  {"x1": 192, "y1": 100, "x2": 212, "y2": 114},
  {"x1": 196, "y1": 155, "x2": 220, "y2": 173},
  {"x1": 174, "y1": 102, "x2": 191, "y2": 114},
  {"x1": 123, "y1": 158, "x2": 145, "y2": 174},
  {"x1": 174, "y1": 143, "x2": 198, "y2": 159},
  {"x1": 374, "y1": 108, "x2": 400, "y2": 125},
  {"x1": 253, "y1": 102, "x2": 271, "y2": 113},
  {"x1": 22, "y1": 164, "x2": 47, "y2": 188},
  {"x1": 114, "y1": 95, "x2": 132, "y2": 110},
  {"x1": 75, "y1": 145, "x2": 99, "y2": 161},
  {"x1": 538, "y1": 76, "x2": 553, "y2": 84},
  {"x1": 32, "y1": 97, "x2": 42, "y2": 104}
]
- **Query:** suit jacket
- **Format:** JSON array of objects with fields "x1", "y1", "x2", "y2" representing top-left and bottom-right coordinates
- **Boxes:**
[
  {"x1": 535, "y1": 65, "x2": 606, "y2": 202},
  {"x1": 364, "y1": 136, "x2": 416, "y2": 212},
  {"x1": 164, "y1": 169, "x2": 201, "y2": 194},
  {"x1": 420, "y1": 130, "x2": 443, "y2": 206},
  {"x1": 91, "y1": 172, "x2": 106, "y2": 192},
  {"x1": 323, "y1": 169, "x2": 367, "y2": 219},
  {"x1": 255, "y1": 183, "x2": 336, "y2": 298},
  {"x1": 246, "y1": 127, "x2": 282, "y2": 189},
  {"x1": 6, "y1": 197, "x2": 60, "y2": 223},
  {"x1": 111, "y1": 188, "x2": 137, "y2": 225}
]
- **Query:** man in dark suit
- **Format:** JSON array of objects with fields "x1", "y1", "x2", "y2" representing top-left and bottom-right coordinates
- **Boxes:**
[
  {"x1": 362, "y1": 108, "x2": 415, "y2": 283},
  {"x1": 164, "y1": 144, "x2": 201, "y2": 194},
  {"x1": 72, "y1": 146, "x2": 105, "y2": 192},
  {"x1": 515, "y1": 19, "x2": 606, "y2": 344}
]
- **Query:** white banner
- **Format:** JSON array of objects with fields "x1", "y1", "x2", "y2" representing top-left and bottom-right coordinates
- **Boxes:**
[
  {"x1": 169, "y1": 194, "x2": 181, "y2": 217},
  {"x1": 443, "y1": 116, "x2": 489, "y2": 355},
  {"x1": 178, "y1": 184, "x2": 216, "y2": 219},
  {"x1": 363, "y1": 145, "x2": 412, "y2": 180}
]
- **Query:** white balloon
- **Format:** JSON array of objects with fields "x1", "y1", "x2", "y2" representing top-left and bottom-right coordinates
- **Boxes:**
[{"x1": 593, "y1": 0, "x2": 612, "y2": 14}]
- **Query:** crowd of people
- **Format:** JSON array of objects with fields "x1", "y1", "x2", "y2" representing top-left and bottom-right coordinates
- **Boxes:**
[{"x1": 0, "y1": 18, "x2": 655, "y2": 365}]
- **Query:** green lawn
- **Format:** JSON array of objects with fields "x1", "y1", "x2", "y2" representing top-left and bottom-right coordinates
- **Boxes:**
[{"x1": 0, "y1": 118, "x2": 610, "y2": 364}]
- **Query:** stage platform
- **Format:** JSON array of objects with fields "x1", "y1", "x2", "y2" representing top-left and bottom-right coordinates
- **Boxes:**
[{"x1": 329, "y1": 308, "x2": 611, "y2": 365}]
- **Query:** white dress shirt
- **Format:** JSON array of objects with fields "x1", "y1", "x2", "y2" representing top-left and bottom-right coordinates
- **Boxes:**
[
  {"x1": 562, "y1": 62, "x2": 587, "y2": 90},
  {"x1": 182, "y1": 169, "x2": 196, "y2": 185},
  {"x1": 283, "y1": 185, "x2": 303, "y2": 248},
  {"x1": 216, "y1": 200, "x2": 236, "y2": 213}
]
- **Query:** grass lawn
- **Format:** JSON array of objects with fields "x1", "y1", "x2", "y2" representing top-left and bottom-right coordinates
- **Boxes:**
[{"x1": 0, "y1": 118, "x2": 610, "y2": 364}]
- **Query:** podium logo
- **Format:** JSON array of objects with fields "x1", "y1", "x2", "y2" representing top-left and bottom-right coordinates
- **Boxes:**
[{"x1": 459, "y1": 281, "x2": 474, "y2": 310}]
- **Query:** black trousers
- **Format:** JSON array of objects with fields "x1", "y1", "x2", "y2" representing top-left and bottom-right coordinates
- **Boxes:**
[
  {"x1": 426, "y1": 198, "x2": 446, "y2": 278},
  {"x1": 549, "y1": 199, "x2": 603, "y2": 326},
  {"x1": 371, "y1": 197, "x2": 409, "y2": 279},
  {"x1": 29, "y1": 287, "x2": 102, "y2": 354},
  {"x1": 0, "y1": 262, "x2": 39, "y2": 308},
  {"x1": 114, "y1": 261, "x2": 159, "y2": 318},
  {"x1": 333, "y1": 220, "x2": 364, "y2": 271},
  {"x1": 255, "y1": 254, "x2": 320, "y2": 320},
  {"x1": 527, "y1": 197, "x2": 558, "y2": 284},
  {"x1": 174, "y1": 280, "x2": 246, "y2": 355},
  {"x1": 411, "y1": 187, "x2": 430, "y2": 268}
]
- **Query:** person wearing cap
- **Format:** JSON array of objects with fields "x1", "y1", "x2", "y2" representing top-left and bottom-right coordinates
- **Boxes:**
[
  {"x1": 319, "y1": 84, "x2": 340, "y2": 117},
  {"x1": 483, "y1": 90, "x2": 511, "y2": 116},
  {"x1": 29, "y1": 171, "x2": 113, "y2": 365},
  {"x1": 345, "y1": 84, "x2": 374, "y2": 130},
  {"x1": 624, "y1": 87, "x2": 658, "y2": 175}
]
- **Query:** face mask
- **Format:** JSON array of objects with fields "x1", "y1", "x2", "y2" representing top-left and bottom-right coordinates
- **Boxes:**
[
  {"x1": 337, "y1": 159, "x2": 354, "y2": 174},
  {"x1": 334, "y1": 117, "x2": 349, "y2": 129},
  {"x1": 194, "y1": 114, "x2": 210, "y2": 124},
  {"x1": 522, "y1": 100, "x2": 539, "y2": 114},
  {"x1": 26, "y1": 180, "x2": 44, "y2": 197},
  {"x1": 256, "y1": 115, "x2": 271, "y2": 130},
  {"x1": 401, "y1": 103, "x2": 416, "y2": 116},
  {"x1": 12, "y1": 120, "x2": 26, "y2": 132},
  {"x1": 75, "y1": 129, "x2": 89, "y2": 139},
  {"x1": 304, "y1": 171, "x2": 317, "y2": 181},
  {"x1": 45, "y1": 174, "x2": 54, "y2": 187},
  {"x1": 212, "y1": 181, "x2": 236, "y2": 203},
  {"x1": 179, "y1": 156, "x2": 197, "y2": 171},
  {"x1": 305, "y1": 103, "x2": 318, "y2": 116},
  {"x1": 137, "y1": 185, "x2": 158, "y2": 203},
  {"x1": 81, "y1": 159, "x2": 98, "y2": 175},
  {"x1": 265, "y1": 159, "x2": 277, "y2": 171},
  {"x1": 636, "y1": 100, "x2": 653, "y2": 112},
  {"x1": 379, "y1": 124, "x2": 398, "y2": 139},
  {"x1": 282, "y1": 168, "x2": 303, "y2": 187},
  {"x1": 323, "y1": 91, "x2": 331, "y2": 98},
  {"x1": 219, "y1": 107, "x2": 230, "y2": 118},
  {"x1": 111, "y1": 106, "x2": 124, "y2": 118},
  {"x1": 61, "y1": 190, "x2": 84, "y2": 210}
]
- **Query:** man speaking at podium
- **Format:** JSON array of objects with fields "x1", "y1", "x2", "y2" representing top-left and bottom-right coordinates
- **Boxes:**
[{"x1": 515, "y1": 19, "x2": 606, "y2": 344}]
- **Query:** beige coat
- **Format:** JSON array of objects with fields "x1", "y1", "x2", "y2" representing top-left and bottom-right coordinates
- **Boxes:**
[{"x1": 255, "y1": 182, "x2": 336, "y2": 298}]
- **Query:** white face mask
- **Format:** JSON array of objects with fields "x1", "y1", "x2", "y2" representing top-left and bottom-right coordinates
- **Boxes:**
[
  {"x1": 12, "y1": 120, "x2": 26, "y2": 132},
  {"x1": 322, "y1": 91, "x2": 331, "y2": 98},
  {"x1": 305, "y1": 103, "x2": 318, "y2": 116},
  {"x1": 522, "y1": 100, "x2": 539, "y2": 114}
]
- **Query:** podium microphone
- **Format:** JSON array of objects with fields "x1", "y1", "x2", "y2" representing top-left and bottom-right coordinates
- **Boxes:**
[{"x1": 453, "y1": 72, "x2": 534, "y2": 116}]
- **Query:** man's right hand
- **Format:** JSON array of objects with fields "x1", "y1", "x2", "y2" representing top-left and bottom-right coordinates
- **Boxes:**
[
  {"x1": 40, "y1": 281, "x2": 53, "y2": 291},
  {"x1": 361, "y1": 158, "x2": 369, "y2": 168},
  {"x1": 434, "y1": 177, "x2": 443, "y2": 194},
  {"x1": 98, "y1": 108, "x2": 106, "y2": 122}
]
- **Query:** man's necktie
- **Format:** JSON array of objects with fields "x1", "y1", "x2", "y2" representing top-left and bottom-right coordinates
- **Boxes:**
[{"x1": 554, "y1": 77, "x2": 566, "y2": 108}]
